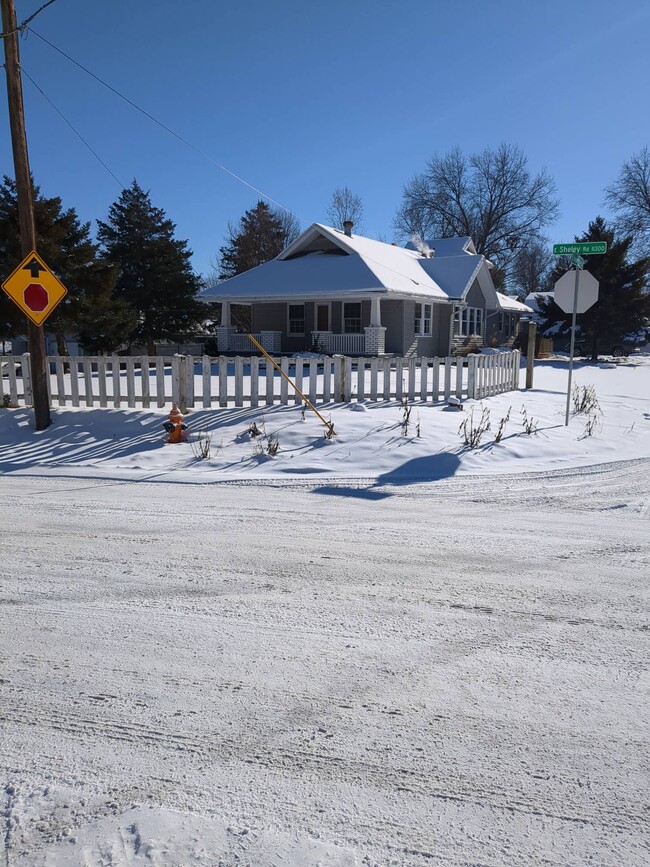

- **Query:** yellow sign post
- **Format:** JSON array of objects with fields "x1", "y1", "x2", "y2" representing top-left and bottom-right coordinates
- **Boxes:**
[{"x1": 2, "y1": 250, "x2": 68, "y2": 326}]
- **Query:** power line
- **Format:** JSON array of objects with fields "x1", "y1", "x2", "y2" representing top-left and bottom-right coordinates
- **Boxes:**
[
  {"x1": 21, "y1": 66, "x2": 126, "y2": 190},
  {"x1": 27, "y1": 26, "x2": 301, "y2": 220},
  {"x1": 23, "y1": 26, "x2": 463, "y2": 294},
  {"x1": 0, "y1": 0, "x2": 57, "y2": 37}
]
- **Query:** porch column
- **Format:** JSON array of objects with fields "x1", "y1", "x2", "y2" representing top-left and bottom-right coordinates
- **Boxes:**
[
  {"x1": 370, "y1": 295, "x2": 382, "y2": 326},
  {"x1": 216, "y1": 300, "x2": 234, "y2": 352},
  {"x1": 364, "y1": 295, "x2": 386, "y2": 356}
]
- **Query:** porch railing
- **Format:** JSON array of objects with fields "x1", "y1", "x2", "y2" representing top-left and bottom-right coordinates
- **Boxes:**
[{"x1": 312, "y1": 332, "x2": 366, "y2": 355}]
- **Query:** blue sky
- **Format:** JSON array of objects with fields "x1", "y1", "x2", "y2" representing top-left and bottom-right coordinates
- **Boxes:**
[{"x1": 1, "y1": 0, "x2": 649, "y2": 281}]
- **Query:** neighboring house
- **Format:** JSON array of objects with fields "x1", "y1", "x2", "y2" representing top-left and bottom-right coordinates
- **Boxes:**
[
  {"x1": 524, "y1": 292, "x2": 554, "y2": 325},
  {"x1": 8, "y1": 334, "x2": 84, "y2": 356},
  {"x1": 200, "y1": 223, "x2": 500, "y2": 357},
  {"x1": 488, "y1": 292, "x2": 533, "y2": 346}
]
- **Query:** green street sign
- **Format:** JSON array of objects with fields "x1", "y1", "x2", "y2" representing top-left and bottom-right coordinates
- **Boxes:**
[
  {"x1": 571, "y1": 253, "x2": 585, "y2": 269},
  {"x1": 553, "y1": 242, "x2": 608, "y2": 256}
]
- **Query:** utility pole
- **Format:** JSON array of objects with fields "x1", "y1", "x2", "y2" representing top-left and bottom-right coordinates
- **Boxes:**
[{"x1": 1, "y1": 0, "x2": 50, "y2": 429}]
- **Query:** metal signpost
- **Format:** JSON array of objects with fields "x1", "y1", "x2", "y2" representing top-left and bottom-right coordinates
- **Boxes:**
[{"x1": 552, "y1": 242, "x2": 607, "y2": 425}]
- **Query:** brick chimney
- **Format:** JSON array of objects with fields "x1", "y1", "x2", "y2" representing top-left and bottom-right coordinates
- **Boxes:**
[{"x1": 343, "y1": 220, "x2": 353, "y2": 237}]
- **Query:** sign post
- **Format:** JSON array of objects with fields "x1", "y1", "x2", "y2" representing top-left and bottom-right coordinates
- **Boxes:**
[{"x1": 552, "y1": 242, "x2": 607, "y2": 425}]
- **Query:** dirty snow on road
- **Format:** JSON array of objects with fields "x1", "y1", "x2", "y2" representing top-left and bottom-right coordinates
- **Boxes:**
[{"x1": 2, "y1": 456, "x2": 649, "y2": 866}]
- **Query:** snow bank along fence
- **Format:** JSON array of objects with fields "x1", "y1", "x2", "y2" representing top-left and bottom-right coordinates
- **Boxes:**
[{"x1": 1, "y1": 350, "x2": 520, "y2": 410}]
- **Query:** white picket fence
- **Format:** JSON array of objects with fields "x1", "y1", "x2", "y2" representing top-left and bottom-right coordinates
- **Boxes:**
[{"x1": 1, "y1": 351, "x2": 520, "y2": 410}]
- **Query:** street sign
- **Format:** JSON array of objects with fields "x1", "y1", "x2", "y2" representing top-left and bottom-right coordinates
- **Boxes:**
[
  {"x1": 553, "y1": 242, "x2": 607, "y2": 256},
  {"x1": 554, "y1": 269, "x2": 599, "y2": 314},
  {"x1": 571, "y1": 253, "x2": 585, "y2": 269},
  {"x1": 2, "y1": 250, "x2": 68, "y2": 326}
]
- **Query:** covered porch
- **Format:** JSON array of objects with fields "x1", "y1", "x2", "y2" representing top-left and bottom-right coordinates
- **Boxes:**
[{"x1": 215, "y1": 297, "x2": 387, "y2": 356}]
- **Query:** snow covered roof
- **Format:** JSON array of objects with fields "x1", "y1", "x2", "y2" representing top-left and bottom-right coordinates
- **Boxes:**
[
  {"x1": 524, "y1": 292, "x2": 554, "y2": 313},
  {"x1": 496, "y1": 292, "x2": 533, "y2": 313},
  {"x1": 200, "y1": 224, "x2": 489, "y2": 304},
  {"x1": 419, "y1": 255, "x2": 485, "y2": 301},
  {"x1": 404, "y1": 236, "x2": 476, "y2": 257}
]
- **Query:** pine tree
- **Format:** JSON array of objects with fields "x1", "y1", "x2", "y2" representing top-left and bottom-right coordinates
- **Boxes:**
[
  {"x1": 218, "y1": 201, "x2": 298, "y2": 280},
  {"x1": 539, "y1": 217, "x2": 650, "y2": 358},
  {"x1": 97, "y1": 180, "x2": 203, "y2": 355},
  {"x1": 0, "y1": 176, "x2": 134, "y2": 353}
]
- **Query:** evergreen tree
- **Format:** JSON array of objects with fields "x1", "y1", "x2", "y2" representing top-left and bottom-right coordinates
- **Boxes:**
[
  {"x1": 97, "y1": 180, "x2": 203, "y2": 354},
  {"x1": 218, "y1": 201, "x2": 298, "y2": 280},
  {"x1": 539, "y1": 217, "x2": 650, "y2": 358},
  {"x1": 0, "y1": 176, "x2": 134, "y2": 352}
]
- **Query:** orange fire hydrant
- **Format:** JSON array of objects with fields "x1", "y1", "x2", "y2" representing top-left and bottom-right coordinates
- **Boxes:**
[{"x1": 162, "y1": 404, "x2": 187, "y2": 444}]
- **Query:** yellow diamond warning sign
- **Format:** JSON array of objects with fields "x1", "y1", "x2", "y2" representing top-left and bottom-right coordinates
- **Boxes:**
[{"x1": 2, "y1": 250, "x2": 68, "y2": 326}]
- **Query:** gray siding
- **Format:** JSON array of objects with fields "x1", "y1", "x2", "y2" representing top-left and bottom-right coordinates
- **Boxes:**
[{"x1": 465, "y1": 278, "x2": 485, "y2": 308}]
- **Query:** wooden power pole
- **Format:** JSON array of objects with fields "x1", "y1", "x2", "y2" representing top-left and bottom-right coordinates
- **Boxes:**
[{"x1": 1, "y1": 0, "x2": 50, "y2": 429}]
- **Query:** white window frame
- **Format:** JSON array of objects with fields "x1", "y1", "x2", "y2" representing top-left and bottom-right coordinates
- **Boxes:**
[
  {"x1": 455, "y1": 306, "x2": 484, "y2": 337},
  {"x1": 288, "y1": 303, "x2": 305, "y2": 336},
  {"x1": 414, "y1": 302, "x2": 432, "y2": 336}
]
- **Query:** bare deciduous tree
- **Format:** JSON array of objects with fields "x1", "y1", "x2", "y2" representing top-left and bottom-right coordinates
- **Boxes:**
[
  {"x1": 604, "y1": 147, "x2": 650, "y2": 251},
  {"x1": 327, "y1": 186, "x2": 364, "y2": 232},
  {"x1": 394, "y1": 144, "x2": 560, "y2": 285},
  {"x1": 511, "y1": 238, "x2": 554, "y2": 299}
]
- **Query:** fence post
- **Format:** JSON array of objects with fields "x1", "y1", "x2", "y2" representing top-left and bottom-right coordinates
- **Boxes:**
[
  {"x1": 234, "y1": 356, "x2": 244, "y2": 407},
  {"x1": 514, "y1": 349, "x2": 521, "y2": 390},
  {"x1": 21, "y1": 352, "x2": 32, "y2": 406},
  {"x1": 525, "y1": 324, "x2": 536, "y2": 389},
  {"x1": 333, "y1": 355, "x2": 343, "y2": 402},
  {"x1": 218, "y1": 356, "x2": 228, "y2": 407},
  {"x1": 467, "y1": 354, "x2": 476, "y2": 399},
  {"x1": 169, "y1": 354, "x2": 188, "y2": 410},
  {"x1": 455, "y1": 356, "x2": 464, "y2": 398},
  {"x1": 202, "y1": 355, "x2": 212, "y2": 408}
]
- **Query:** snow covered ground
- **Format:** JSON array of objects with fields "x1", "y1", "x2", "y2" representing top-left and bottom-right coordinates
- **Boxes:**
[
  {"x1": 1, "y1": 357, "x2": 649, "y2": 483},
  {"x1": 1, "y1": 358, "x2": 649, "y2": 866}
]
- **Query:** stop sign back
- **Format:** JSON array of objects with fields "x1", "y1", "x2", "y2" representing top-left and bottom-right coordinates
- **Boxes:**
[{"x1": 554, "y1": 269, "x2": 599, "y2": 314}]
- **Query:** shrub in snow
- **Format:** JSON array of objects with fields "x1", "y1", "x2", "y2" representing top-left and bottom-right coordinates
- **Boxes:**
[
  {"x1": 400, "y1": 397, "x2": 412, "y2": 436},
  {"x1": 191, "y1": 430, "x2": 213, "y2": 459},
  {"x1": 459, "y1": 406, "x2": 490, "y2": 448},
  {"x1": 266, "y1": 433, "x2": 280, "y2": 456},
  {"x1": 521, "y1": 405, "x2": 538, "y2": 435},
  {"x1": 581, "y1": 413, "x2": 601, "y2": 438},
  {"x1": 573, "y1": 384, "x2": 601, "y2": 416},
  {"x1": 494, "y1": 407, "x2": 512, "y2": 443}
]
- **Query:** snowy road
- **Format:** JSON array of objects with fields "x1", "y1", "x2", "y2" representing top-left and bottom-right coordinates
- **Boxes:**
[{"x1": 2, "y1": 461, "x2": 650, "y2": 865}]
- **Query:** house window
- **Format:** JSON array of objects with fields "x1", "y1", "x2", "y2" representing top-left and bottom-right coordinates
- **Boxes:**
[
  {"x1": 343, "y1": 302, "x2": 362, "y2": 334},
  {"x1": 500, "y1": 313, "x2": 515, "y2": 338},
  {"x1": 288, "y1": 304, "x2": 305, "y2": 335},
  {"x1": 415, "y1": 303, "x2": 432, "y2": 335},
  {"x1": 455, "y1": 306, "x2": 483, "y2": 337}
]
